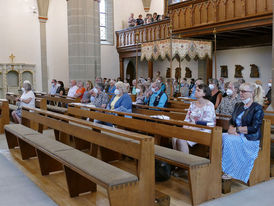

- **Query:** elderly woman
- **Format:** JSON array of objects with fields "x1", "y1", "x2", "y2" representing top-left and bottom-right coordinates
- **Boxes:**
[
  {"x1": 107, "y1": 81, "x2": 132, "y2": 112},
  {"x1": 209, "y1": 78, "x2": 222, "y2": 109},
  {"x1": 136, "y1": 84, "x2": 146, "y2": 105},
  {"x1": 107, "y1": 79, "x2": 116, "y2": 94},
  {"x1": 12, "y1": 81, "x2": 35, "y2": 124},
  {"x1": 92, "y1": 83, "x2": 109, "y2": 108},
  {"x1": 222, "y1": 83, "x2": 264, "y2": 183},
  {"x1": 216, "y1": 81, "x2": 241, "y2": 116}
]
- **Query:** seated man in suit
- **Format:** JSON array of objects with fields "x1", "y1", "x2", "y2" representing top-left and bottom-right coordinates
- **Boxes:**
[{"x1": 144, "y1": 81, "x2": 168, "y2": 108}]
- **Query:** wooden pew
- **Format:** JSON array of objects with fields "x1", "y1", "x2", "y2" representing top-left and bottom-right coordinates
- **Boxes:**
[
  {"x1": 67, "y1": 105, "x2": 222, "y2": 205},
  {"x1": 264, "y1": 111, "x2": 274, "y2": 177},
  {"x1": 41, "y1": 95, "x2": 81, "y2": 114},
  {"x1": 70, "y1": 105, "x2": 271, "y2": 188},
  {"x1": 0, "y1": 100, "x2": 10, "y2": 133},
  {"x1": 6, "y1": 107, "x2": 155, "y2": 206}
]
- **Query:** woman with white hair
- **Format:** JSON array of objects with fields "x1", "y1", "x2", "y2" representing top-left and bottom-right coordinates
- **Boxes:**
[
  {"x1": 222, "y1": 83, "x2": 264, "y2": 183},
  {"x1": 12, "y1": 81, "x2": 35, "y2": 123},
  {"x1": 107, "y1": 81, "x2": 132, "y2": 112}
]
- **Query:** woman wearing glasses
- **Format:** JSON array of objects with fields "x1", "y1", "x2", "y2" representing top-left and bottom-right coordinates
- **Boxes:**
[{"x1": 222, "y1": 83, "x2": 264, "y2": 183}]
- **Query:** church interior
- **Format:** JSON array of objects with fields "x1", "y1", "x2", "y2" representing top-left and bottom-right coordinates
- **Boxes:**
[{"x1": 0, "y1": 0, "x2": 273, "y2": 205}]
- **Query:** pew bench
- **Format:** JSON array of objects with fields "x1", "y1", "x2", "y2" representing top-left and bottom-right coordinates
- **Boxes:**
[
  {"x1": 67, "y1": 105, "x2": 222, "y2": 205},
  {"x1": 0, "y1": 100, "x2": 10, "y2": 133},
  {"x1": 4, "y1": 124, "x2": 140, "y2": 205},
  {"x1": 17, "y1": 107, "x2": 155, "y2": 206}
]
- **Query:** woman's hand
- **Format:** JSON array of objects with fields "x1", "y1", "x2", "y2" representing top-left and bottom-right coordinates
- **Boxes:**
[
  {"x1": 228, "y1": 126, "x2": 238, "y2": 135},
  {"x1": 238, "y1": 126, "x2": 248, "y2": 134}
]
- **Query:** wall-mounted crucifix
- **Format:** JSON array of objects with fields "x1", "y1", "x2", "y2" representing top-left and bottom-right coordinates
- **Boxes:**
[{"x1": 9, "y1": 53, "x2": 15, "y2": 63}]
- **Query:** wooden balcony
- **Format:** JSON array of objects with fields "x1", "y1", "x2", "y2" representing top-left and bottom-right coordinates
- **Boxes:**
[
  {"x1": 169, "y1": 0, "x2": 272, "y2": 36},
  {"x1": 116, "y1": 0, "x2": 272, "y2": 53},
  {"x1": 116, "y1": 19, "x2": 170, "y2": 53}
]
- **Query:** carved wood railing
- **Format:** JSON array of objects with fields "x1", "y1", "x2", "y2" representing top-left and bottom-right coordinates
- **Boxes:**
[
  {"x1": 116, "y1": 20, "x2": 170, "y2": 48},
  {"x1": 169, "y1": 0, "x2": 272, "y2": 33}
]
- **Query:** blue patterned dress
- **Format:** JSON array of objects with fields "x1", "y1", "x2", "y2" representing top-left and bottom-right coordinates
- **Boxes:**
[{"x1": 222, "y1": 111, "x2": 260, "y2": 183}]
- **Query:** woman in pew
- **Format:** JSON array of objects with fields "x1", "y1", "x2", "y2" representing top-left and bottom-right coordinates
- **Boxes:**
[
  {"x1": 107, "y1": 81, "x2": 132, "y2": 113},
  {"x1": 92, "y1": 83, "x2": 109, "y2": 108},
  {"x1": 172, "y1": 84, "x2": 215, "y2": 153},
  {"x1": 56, "y1": 81, "x2": 66, "y2": 96},
  {"x1": 12, "y1": 81, "x2": 35, "y2": 124},
  {"x1": 222, "y1": 83, "x2": 264, "y2": 183},
  {"x1": 81, "y1": 80, "x2": 93, "y2": 103},
  {"x1": 216, "y1": 81, "x2": 241, "y2": 115},
  {"x1": 209, "y1": 78, "x2": 222, "y2": 109},
  {"x1": 136, "y1": 84, "x2": 146, "y2": 105}
]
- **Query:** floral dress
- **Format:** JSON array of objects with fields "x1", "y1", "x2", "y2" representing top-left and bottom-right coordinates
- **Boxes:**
[{"x1": 184, "y1": 101, "x2": 216, "y2": 146}]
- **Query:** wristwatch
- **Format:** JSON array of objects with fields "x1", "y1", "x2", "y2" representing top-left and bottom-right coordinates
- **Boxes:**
[{"x1": 236, "y1": 127, "x2": 240, "y2": 133}]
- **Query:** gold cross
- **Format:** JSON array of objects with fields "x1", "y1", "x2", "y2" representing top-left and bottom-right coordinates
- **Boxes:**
[{"x1": 9, "y1": 53, "x2": 15, "y2": 63}]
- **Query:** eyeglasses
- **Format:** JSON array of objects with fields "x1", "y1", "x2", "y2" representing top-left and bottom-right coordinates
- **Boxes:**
[{"x1": 239, "y1": 90, "x2": 252, "y2": 93}]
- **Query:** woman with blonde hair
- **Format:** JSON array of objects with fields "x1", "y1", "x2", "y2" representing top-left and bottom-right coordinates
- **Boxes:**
[
  {"x1": 253, "y1": 83, "x2": 265, "y2": 106},
  {"x1": 222, "y1": 82, "x2": 264, "y2": 183}
]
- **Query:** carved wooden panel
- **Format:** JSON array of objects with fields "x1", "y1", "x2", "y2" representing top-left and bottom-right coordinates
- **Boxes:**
[
  {"x1": 246, "y1": 0, "x2": 256, "y2": 16},
  {"x1": 226, "y1": 0, "x2": 234, "y2": 19},
  {"x1": 201, "y1": 3, "x2": 208, "y2": 24},
  {"x1": 257, "y1": 0, "x2": 266, "y2": 13},
  {"x1": 194, "y1": 4, "x2": 201, "y2": 25},
  {"x1": 218, "y1": 0, "x2": 226, "y2": 21},
  {"x1": 185, "y1": 7, "x2": 192, "y2": 28},
  {"x1": 207, "y1": 1, "x2": 215, "y2": 23}
]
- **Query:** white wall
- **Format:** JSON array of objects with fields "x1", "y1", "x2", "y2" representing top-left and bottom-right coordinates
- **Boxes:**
[
  {"x1": 0, "y1": 0, "x2": 42, "y2": 90},
  {"x1": 46, "y1": 0, "x2": 69, "y2": 87},
  {"x1": 101, "y1": 0, "x2": 165, "y2": 80},
  {"x1": 213, "y1": 46, "x2": 272, "y2": 92}
]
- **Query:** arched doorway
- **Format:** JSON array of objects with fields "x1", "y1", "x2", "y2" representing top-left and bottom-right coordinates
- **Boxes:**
[{"x1": 126, "y1": 61, "x2": 135, "y2": 85}]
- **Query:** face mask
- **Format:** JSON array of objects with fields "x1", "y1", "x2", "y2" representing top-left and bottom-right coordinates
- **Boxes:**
[
  {"x1": 114, "y1": 89, "x2": 120, "y2": 95},
  {"x1": 21, "y1": 87, "x2": 25, "y2": 93},
  {"x1": 242, "y1": 97, "x2": 251, "y2": 105},
  {"x1": 268, "y1": 83, "x2": 272, "y2": 87},
  {"x1": 57, "y1": 84, "x2": 61, "y2": 87},
  {"x1": 226, "y1": 89, "x2": 233, "y2": 96},
  {"x1": 151, "y1": 88, "x2": 156, "y2": 93},
  {"x1": 51, "y1": 83, "x2": 55, "y2": 87},
  {"x1": 157, "y1": 80, "x2": 161, "y2": 83},
  {"x1": 135, "y1": 88, "x2": 140, "y2": 94},
  {"x1": 93, "y1": 88, "x2": 98, "y2": 94},
  {"x1": 208, "y1": 84, "x2": 214, "y2": 90}
]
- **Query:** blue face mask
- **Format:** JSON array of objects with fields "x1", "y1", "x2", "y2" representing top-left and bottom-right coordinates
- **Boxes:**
[{"x1": 151, "y1": 88, "x2": 156, "y2": 93}]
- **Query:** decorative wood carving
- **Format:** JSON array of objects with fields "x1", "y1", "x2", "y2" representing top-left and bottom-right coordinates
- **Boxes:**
[
  {"x1": 185, "y1": 67, "x2": 192, "y2": 78},
  {"x1": 234, "y1": 65, "x2": 244, "y2": 78},
  {"x1": 250, "y1": 64, "x2": 259, "y2": 78},
  {"x1": 220, "y1": 65, "x2": 228, "y2": 78}
]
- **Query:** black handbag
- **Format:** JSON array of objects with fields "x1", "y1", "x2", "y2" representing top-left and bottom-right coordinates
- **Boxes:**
[{"x1": 155, "y1": 159, "x2": 171, "y2": 182}]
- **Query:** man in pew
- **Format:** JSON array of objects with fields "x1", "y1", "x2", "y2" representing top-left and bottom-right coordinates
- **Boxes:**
[
  {"x1": 49, "y1": 79, "x2": 58, "y2": 95},
  {"x1": 144, "y1": 81, "x2": 168, "y2": 108},
  {"x1": 67, "y1": 80, "x2": 78, "y2": 97}
]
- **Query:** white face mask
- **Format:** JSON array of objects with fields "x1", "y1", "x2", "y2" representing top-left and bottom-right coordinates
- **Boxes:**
[
  {"x1": 93, "y1": 88, "x2": 98, "y2": 94},
  {"x1": 268, "y1": 83, "x2": 272, "y2": 87},
  {"x1": 242, "y1": 97, "x2": 251, "y2": 105},
  {"x1": 208, "y1": 84, "x2": 214, "y2": 90},
  {"x1": 114, "y1": 89, "x2": 120, "y2": 95},
  {"x1": 57, "y1": 83, "x2": 61, "y2": 87},
  {"x1": 151, "y1": 88, "x2": 156, "y2": 93},
  {"x1": 21, "y1": 87, "x2": 25, "y2": 93},
  {"x1": 226, "y1": 89, "x2": 233, "y2": 96},
  {"x1": 135, "y1": 88, "x2": 140, "y2": 94}
]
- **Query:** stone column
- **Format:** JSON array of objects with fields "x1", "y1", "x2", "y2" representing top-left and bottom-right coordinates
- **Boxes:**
[
  {"x1": 37, "y1": 0, "x2": 49, "y2": 92},
  {"x1": 67, "y1": 0, "x2": 101, "y2": 83}
]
